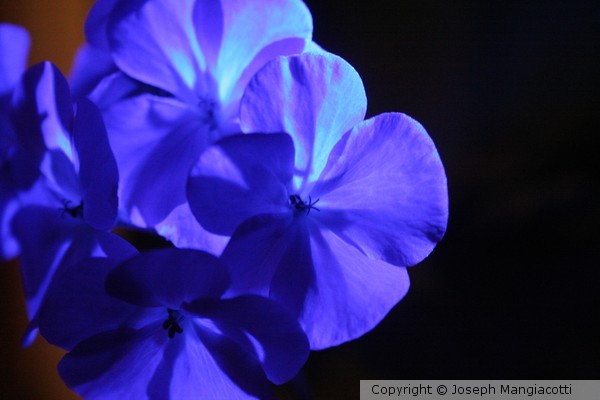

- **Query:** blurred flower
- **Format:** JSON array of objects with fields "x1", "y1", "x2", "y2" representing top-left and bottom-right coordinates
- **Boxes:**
[
  {"x1": 188, "y1": 53, "x2": 449, "y2": 349},
  {"x1": 1, "y1": 23, "x2": 31, "y2": 259},
  {"x1": 8, "y1": 62, "x2": 134, "y2": 345},
  {"x1": 74, "y1": 0, "x2": 314, "y2": 253},
  {"x1": 39, "y1": 249, "x2": 309, "y2": 400},
  {"x1": 0, "y1": 23, "x2": 30, "y2": 99}
]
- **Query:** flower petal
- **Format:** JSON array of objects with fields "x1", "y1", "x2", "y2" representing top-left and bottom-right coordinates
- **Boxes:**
[
  {"x1": 193, "y1": 0, "x2": 312, "y2": 106},
  {"x1": 73, "y1": 98, "x2": 118, "y2": 230},
  {"x1": 220, "y1": 213, "x2": 313, "y2": 315},
  {"x1": 11, "y1": 62, "x2": 73, "y2": 170},
  {"x1": 240, "y1": 53, "x2": 366, "y2": 189},
  {"x1": 1, "y1": 180, "x2": 57, "y2": 260},
  {"x1": 107, "y1": 0, "x2": 206, "y2": 101},
  {"x1": 88, "y1": 71, "x2": 141, "y2": 110},
  {"x1": 222, "y1": 213, "x2": 410, "y2": 349},
  {"x1": 0, "y1": 182, "x2": 19, "y2": 259},
  {"x1": 155, "y1": 203, "x2": 230, "y2": 256},
  {"x1": 101, "y1": 94, "x2": 211, "y2": 226},
  {"x1": 38, "y1": 256, "x2": 141, "y2": 351},
  {"x1": 160, "y1": 324, "x2": 274, "y2": 399},
  {"x1": 69, "y1": 44, "x2": 117, "y2": 99},
  {"x1": 312, "y1": 113, "x2": 449, "y2": 267},
  {"x1": 302, "y1": 225, "x2": 410, "y2": 349},
  {"x1": 187, "y1": 295, "x2": 309, "y2": 385},
  {"x1": 0, "y1": 23, "x2": 30, "y2": 95},
  {"x1": 187, "y1": 133, "x2": 294, "y2": 235},
  {"x1": 84, "y1": 0, "x2": 119, "y2": 50},
  {"x1": 12, "y1": 206, "x2": 94, "y2": 323},
  {"x1": 106, "y1": 249, "x2": 230, "y2": 309},
  {"x1": 59, "y1": 325, "x2": 168, "y2": 400},
  {"x1": 12, "y1": 206, "x2": 134, "y2": 346},
  {"x1": 12, "y1": 62, "x2": 81, "y2": 200}
]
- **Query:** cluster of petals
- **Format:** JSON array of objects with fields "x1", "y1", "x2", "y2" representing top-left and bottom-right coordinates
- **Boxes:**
[
  {"x1": 0, "y1": 0, "x2": 449, "y2": 398},
  {"x1": 39, "y1": 249, "x2": 309, "y2": 399},
  {"x1": 188, "y1": 52, "x2": 448, "y2": 349},
  {"x1": 76, "y1": 0, "x2": 315, "y2": 253},
  {"x1": 7, "y1": 60, "x2": 131, "y2": 345}
]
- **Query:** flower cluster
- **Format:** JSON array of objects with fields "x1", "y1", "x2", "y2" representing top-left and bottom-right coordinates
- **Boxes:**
[{"x1": 1, "y1": 1, "x2": 448, "y2": 398}]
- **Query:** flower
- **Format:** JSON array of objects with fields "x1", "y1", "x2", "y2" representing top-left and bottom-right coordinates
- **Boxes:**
[
  {"x1": 0, "y1": 23, "x2": 30, "y2": 99},
  {"x1": 8, "y1": 62, "x2": 134, "y2": 345},
  {"x1": 187, "y1": 53, "x2": 449, "y2": 349},
  {"x1": 77, "y1": 0, "x2": 314, "y2": 253},
  {"x1": 38, "y1": 249, "x2": 309, "y2": 399},
  {"x1": 0, "y1": 23, "x2": 31, "y2": 259}
]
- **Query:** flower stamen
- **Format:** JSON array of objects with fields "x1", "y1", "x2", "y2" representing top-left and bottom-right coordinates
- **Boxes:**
[
  {"x1": 162, "y1": 309, "x2": 184, "y2": 339},
  {"x1": 289, "y1": 194, "x2": 320, "y2": 215},
  {"x1": 58, "y1": 199, "x2": 84, "y2": 219}
]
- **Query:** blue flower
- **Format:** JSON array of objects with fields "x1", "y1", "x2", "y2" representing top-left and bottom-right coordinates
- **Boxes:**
[
  {"x1": 38, "y1": 249, "x2": 309, "y2": 399},
  {"x1": 76, "y1": 0, "x2": 314, "y2": 253},
  {"x1": 1, "y1": 23, "x2": 31, "y2": 259},
  {"x1": 187, "y1": 53, "x2": 449, "y2": 349},
  {"x1": 9, "y1": 62, "x2": 134, "y2": 345}
]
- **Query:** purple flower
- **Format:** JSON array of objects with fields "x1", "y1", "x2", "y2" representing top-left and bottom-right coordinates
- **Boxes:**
[
  {"x1": 39, "y1": 249, "x2": 309, "y2": 399},
  {"x1": 78, "y1": 0, "x2": 314, "y2": 253},
  {"x1": 187, "y1": 53, "x2": 449, "y2": 349},
  {"x1": 8, "y1": 62, "x2": 133, "y2": 345}
]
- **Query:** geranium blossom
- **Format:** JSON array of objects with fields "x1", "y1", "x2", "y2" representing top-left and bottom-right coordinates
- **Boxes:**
[
  {"x1": 39, "y1": 249, "x2": 309, "y2": 399},
  {"x1": 9, "y1": 62, "x2": 134, "y2": 345},
  {"x1": 77, "y1": 0, "x2": 314, "y2": 253},
  {"x1": 187, "y1": 53, "x2": 449, "y2": 349},
  {"x1": 2, "y1": 1, "x2": 452, "y2": 397}
]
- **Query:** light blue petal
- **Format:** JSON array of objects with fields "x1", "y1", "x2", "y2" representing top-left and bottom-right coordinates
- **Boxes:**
[
  {"x1": 304, "y1": 40, "x2": 328, "y2": 55},
  {"x1": 107, "y1": 0, "x2": 206, "y2": 102},
  {"x1": 312, "y1": 113, "x2": 449, "y2": 267},
  {"x1": 193, "y1": 0, "x2": 312, "y2": 107},
  {"x1": 240, "y1": 53, "x2": 366, "y2": 191},
  {"x1": 302, "y1": 225, "x2": 410, "y2": 349},
  {"x1": 154, "y1": 203, "x2": 230, "y2": 256}
]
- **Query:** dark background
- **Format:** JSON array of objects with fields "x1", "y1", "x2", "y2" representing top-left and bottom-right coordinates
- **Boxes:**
[{"x1": 2, "y1": 1, "x2": 599, "y2": 399}]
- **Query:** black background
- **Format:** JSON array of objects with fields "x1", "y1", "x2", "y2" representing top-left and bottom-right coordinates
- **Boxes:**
[{"x1": 2, "y1": 1, "x2": 599, "y2": 399}]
